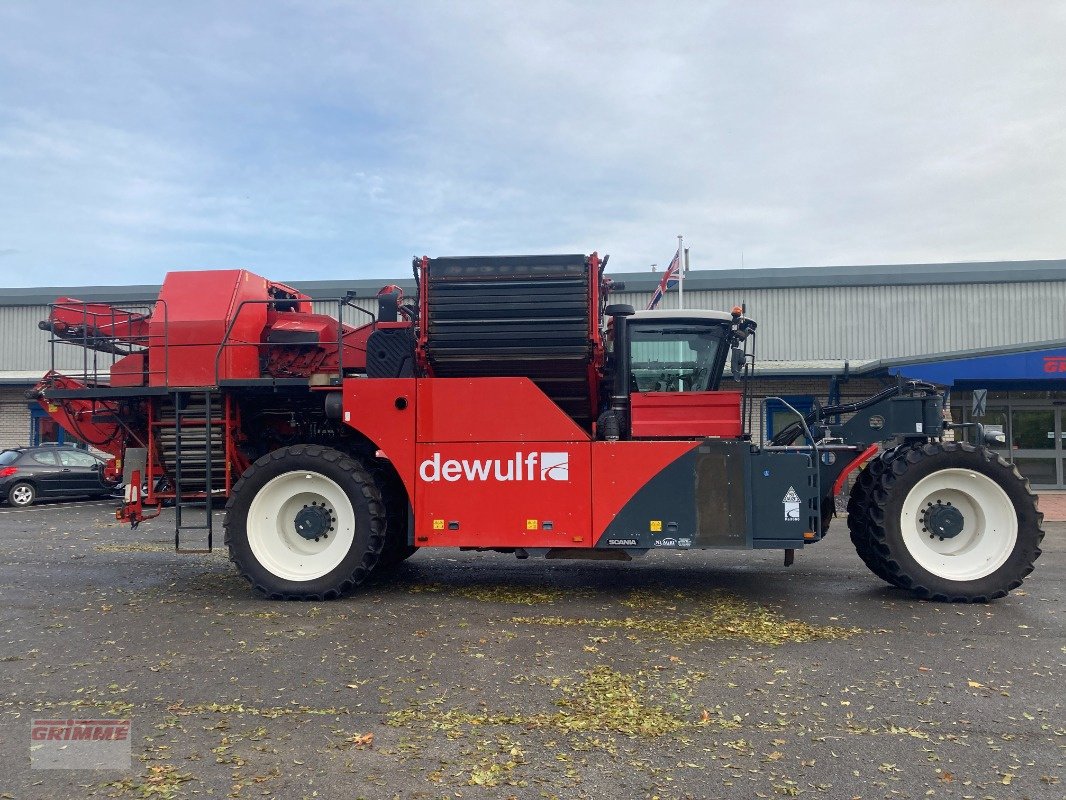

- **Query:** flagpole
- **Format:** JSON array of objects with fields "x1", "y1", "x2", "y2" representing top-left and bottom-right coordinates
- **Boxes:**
[{"x1": 677, "y1": 234, "x2": 684, "y2": 310}]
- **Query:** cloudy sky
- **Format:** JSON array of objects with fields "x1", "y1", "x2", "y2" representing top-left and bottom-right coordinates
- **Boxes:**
[{"x1": 0, "y1": 1, "x2": 1064, "y2": 287}]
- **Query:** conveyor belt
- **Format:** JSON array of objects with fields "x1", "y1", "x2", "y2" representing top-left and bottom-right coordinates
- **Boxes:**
[{"x1": 423, "y1": 255, "x2": 596, "y2": 426}]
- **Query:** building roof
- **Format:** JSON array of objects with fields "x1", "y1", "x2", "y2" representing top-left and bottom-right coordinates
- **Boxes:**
[
  {"x1": 0, "y1": 371, "x2": 46, "y2": 386},
  {"x1": 751, "y1": 338, "x2": 1066, "y2": 380},
  {"x1": 751, "y1": 360, "x2": 877, "y2": 377},
  {"x1": 3, "y1": 258, "x2": 1065, "y2": 306}
]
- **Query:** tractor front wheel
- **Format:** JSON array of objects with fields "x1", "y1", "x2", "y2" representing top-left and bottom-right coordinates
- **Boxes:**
[
  {"x1": 858, "y1": 441, "x2": 1043, "y2": 602},
  {"x1": 224, "y1": 445, "x2": 385, "y2": 600}
]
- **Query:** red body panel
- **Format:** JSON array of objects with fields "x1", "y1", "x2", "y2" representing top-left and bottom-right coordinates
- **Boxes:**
[
  {"x1": 110, "y1": 353, "x2": 146, "y2": 387},
  {"x1": 629, "y1": 391, "x2": 742, "y2": 438},
  {"x1": 145, "y1": 269, "x2": 372, "y2": 386},
  {"x1": 415, "y1": 441, "x2": 592, "y2": 547},
  {"x1": 150, "y1": 270, "x2": 270, "y2": 386},
  {"x1": 342, "y1": 376, "x2": 713, "y2": 548},
  {"x1": 342, "y1": 378, "x2": 419, "y2": 494},
  {"x1": 416, "y1": 378, "x2": 590, "y2": 443},
  {"x1": 591, "y1": 440, "x2": 701, "y2": 535}
]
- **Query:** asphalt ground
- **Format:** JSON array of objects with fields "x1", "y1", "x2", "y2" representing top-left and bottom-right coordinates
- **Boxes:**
[{"x1": 0, "y1": 500, "x2": 1062, "y2": 800}]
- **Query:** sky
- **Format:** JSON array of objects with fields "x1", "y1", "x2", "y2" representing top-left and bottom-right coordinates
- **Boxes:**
[{"x1": 0, "y1": 1, "x2": 1064, "y2": 288}]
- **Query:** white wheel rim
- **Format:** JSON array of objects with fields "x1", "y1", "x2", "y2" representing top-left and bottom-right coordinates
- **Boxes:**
[
  {"x1": 11, "y1": 485, "x2": 32, "y2": 505},
  {"x1": 246, "y1": 471, "x2": 356, "y2": 582},
  {"x1": 900, "y1": 468, "x2": 1017, "y2": 582}
]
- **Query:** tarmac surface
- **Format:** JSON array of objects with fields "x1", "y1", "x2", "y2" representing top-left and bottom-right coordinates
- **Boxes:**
[{"x1": 0, "y1": 500, "x2": 1062, "y2": 800}]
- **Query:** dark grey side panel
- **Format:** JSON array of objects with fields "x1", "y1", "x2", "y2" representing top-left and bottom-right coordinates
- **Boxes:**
[
  {"x1": 694, "y1": 445, "x2": 747, "y2": 547},
  {"x1": 595, "y1": 440, "x2": 750, "y2": 550},
  {"x1": 747, "y1": 451, "x2": 819, "y2": 544}
]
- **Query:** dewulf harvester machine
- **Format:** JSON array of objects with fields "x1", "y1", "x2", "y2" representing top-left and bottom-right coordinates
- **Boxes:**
[{"x1": 30, "y1": 254, "x2": 1042, "y2": 601}]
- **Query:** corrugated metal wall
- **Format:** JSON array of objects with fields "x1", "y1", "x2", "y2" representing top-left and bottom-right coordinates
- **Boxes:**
[
  {"x1": 310, "y1": 299, "x2": 378, "y2": 327},
  {"x1": 1, "y1": 305, "x2": 87, "y2": 371},
  {"x1": 2, "y1": 281, "x2": 1064, "y2": 373},
  {"x1": 614, "y1": 280, "x2": 1066, "y2": 360}
]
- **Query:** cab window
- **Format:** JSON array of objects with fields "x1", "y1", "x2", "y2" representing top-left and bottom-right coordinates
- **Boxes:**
[{"x1": 630, "y1": 324, "x2": 727, "y2": 392}]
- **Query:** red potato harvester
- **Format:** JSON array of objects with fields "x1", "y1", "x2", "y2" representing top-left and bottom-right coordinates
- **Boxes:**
[{"x1": 29, "y1": 254, "x2": 1042, "y2": 601}]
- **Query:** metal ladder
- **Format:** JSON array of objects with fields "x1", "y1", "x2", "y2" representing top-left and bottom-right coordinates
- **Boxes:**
[{"x1": 168, "y1": 391, "x2": 223, "y2": 553}]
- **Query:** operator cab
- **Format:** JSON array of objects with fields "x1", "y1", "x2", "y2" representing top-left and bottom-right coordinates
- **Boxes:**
[
  {"x1": 602, "y1": 306, "x2": 751, "y2": 440},
  {"x1": 626, "y1": 310, "x2": 733, "y2": 393}
]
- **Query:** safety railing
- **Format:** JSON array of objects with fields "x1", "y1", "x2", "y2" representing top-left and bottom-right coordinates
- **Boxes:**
[
  {"x1": 212, "y1": 296, "x2": 374, "y2": 386},
  {"x1": 45, "y1": 299, "x2": 169, "y2": 389}
]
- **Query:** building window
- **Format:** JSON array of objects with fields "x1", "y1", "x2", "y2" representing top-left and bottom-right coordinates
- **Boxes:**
[
  {"x1": 28, "y1": 403, "x2": 66, "y2": 446},
  {"x1": 765, "y1": 395, "x2": 815, "y2": 440}
]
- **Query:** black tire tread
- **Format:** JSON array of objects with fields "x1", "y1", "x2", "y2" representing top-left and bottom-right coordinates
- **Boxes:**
[
  {"x1": 367, "y1": 461, "x2": 418, "y2": 570},
  {"x1": 224, "y1": 444, "x2": 386, "y2": 600},
  {"x1": 862, "y1": 441, "x2": 1043, "y2": 602},
  {"x1": 847, "y1": 446, "x2": 908, "y2": 587}
]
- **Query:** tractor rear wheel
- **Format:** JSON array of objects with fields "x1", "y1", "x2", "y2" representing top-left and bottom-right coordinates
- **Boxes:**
[
  {"x1": 860, "y1": 441, "x2": 1042, "y2": 602},
  {"x1": 224, "y1": 445, "x2": 385, "y2": 600}
]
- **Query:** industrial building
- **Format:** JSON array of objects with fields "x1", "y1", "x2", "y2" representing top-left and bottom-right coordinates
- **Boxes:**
[{"x1": 2, "y1": 258, "x2": 1064, "y2": 487}]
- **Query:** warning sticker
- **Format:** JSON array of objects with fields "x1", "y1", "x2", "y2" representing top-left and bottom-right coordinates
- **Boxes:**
[{"x1": 783, "y1": 486, "x2": 800, "y2": 522}]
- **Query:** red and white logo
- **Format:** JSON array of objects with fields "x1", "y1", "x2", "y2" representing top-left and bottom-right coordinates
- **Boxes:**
[
  {"x1": 419, "y1": 451, "x2": 569, "y2": 482},
  {"x1": 31, "y1": 719, "x2": 130, "y2": 742},
  {"x1": 30, "y1": 718, "x2": 131, "y2": 770},
  {"x1": 1043, "y1": 356, "x2": 1066, "y2": 373}
]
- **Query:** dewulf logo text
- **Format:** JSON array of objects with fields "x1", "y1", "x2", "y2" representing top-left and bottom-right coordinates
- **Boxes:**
[{"x1": 419, "y1": 452, "x2": 569, "y2": 483}]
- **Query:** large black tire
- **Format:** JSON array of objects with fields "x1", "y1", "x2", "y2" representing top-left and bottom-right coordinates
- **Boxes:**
[
  {"x1": 862, "y1": 441, "x2": 1043, "y2": 602},
  {"x1": 368, "y1": 462, "x2": 418, "y2": 570},
  {"x1": 847, "y1": 445, "x2": 909, "y2": 587},
  {"x1": 224, "y1": 445, "x2": 385, "y2": 600}
]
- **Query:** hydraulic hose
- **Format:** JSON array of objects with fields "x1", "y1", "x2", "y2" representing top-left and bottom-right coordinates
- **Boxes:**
[{"x1": 770, "y1": 381, "x2": 939, "y2": 446}]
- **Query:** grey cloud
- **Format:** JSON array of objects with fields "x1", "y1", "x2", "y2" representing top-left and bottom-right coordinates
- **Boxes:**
[{"x1": 0, "y1": 1, "x2": 1063, "y2": 287}]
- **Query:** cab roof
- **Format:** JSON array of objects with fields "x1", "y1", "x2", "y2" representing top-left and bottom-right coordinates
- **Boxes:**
[{"x1": 628, "y1": 309, "x2": 734, "y2": 323}]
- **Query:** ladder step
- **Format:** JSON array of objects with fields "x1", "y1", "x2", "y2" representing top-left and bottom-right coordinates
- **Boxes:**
[{"x1": 166, "y1": 390, "x2": 224, "y2": 554}]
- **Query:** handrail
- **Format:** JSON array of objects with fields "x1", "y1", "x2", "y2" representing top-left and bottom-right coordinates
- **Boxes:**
[
  {"x1": 212, "y1": 297, "x2": 364, "y2": 387},
  {"x1": 45, "y1": 298, "x2": 169, "y2": 388},
  {"x1": 761, "y1": 395, "x2": 823, "y2": 537}
]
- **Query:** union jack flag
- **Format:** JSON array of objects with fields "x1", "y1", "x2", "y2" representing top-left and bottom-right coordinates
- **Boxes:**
[{"x1": 646, "y1": 247, "x2": 681, "y2": 310}]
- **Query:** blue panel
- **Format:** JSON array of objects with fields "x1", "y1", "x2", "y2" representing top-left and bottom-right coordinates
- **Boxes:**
[
  {"x1": 890, "y1": 348, "x2": 1066, "y2": 386},
  {"x1": 27, "y1": 403, "x2": 65, "y2": 446}
]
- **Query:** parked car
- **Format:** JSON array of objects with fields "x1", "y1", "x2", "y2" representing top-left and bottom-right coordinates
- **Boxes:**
[{"x1": 0, "y1": 446, "x2": 119, "y2": 507}]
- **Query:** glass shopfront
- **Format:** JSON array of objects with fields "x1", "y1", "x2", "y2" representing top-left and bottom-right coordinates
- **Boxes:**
[{"x1": 950, "y1": 390, "x2": 1066, "y2": 489}]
